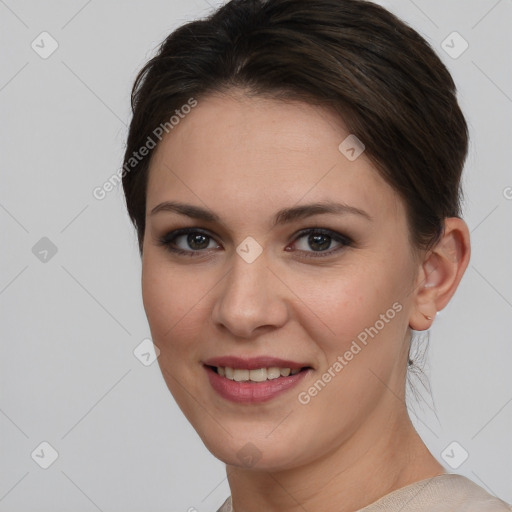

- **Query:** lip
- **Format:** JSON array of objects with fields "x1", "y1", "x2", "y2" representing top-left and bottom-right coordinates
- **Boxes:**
[
  {"x1": 203, "y1": 360, "x2": 312, "y2": 404},
  {"x1": 203, "y1": 356, "x2": 310, "y2": 370}
]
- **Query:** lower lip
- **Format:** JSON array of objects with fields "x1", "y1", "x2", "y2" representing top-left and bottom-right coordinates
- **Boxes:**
[{"x1": 204, "y1": 365, "x2": 310, "y2": 403}]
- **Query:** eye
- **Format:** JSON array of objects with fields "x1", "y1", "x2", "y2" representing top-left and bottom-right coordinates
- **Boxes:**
[
  {"x1": 158, "y1": 228, "x2": 221, "y2": 256},
  {"x1": 157, "y1": 227, "x2": 352, "y2": 258},
  {"x1": 288, "y1": 228, "x2": 352, "y2": 257}
]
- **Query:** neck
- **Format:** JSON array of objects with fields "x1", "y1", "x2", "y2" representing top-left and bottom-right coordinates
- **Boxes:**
[{"x1": 225, "y1": 402, "x2": 445, "y2": 512}]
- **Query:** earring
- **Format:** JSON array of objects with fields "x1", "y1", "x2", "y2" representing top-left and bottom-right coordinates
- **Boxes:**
[{"x1": 424, "y1": 313, "x2": 433, "y2": 320}]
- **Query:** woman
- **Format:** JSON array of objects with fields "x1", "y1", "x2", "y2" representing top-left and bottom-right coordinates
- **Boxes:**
[{"x1": 122, "y1": 0, "x2": 511, "y2": 510}]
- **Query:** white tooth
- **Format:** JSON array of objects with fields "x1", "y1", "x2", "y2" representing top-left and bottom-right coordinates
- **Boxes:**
[
  {"x1": 249, "y1": 368, "x2": 268, "y2": 382},
  {"x1": 233, "y1": 369, "x2": 249, "y2": 382},
  {"x1": 220, "y1": 366, "x2": 301, "y2": 381},
  {"x1": 267, "y1": 367, "x2": 281, "y2": 380}
]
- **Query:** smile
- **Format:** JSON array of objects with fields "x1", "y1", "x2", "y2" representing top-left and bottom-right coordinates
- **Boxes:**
[
  {"x1": 213, "y1": 366, "x2": 302, "y2": 381},
  {"x1": 203, "y1": 363, "x2": 311, "y2": 403}
]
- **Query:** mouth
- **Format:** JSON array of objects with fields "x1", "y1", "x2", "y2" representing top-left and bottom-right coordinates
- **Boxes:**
[
  {"x1": 205, "y1": 364, "x2": 311, "y2": 382},
  {"x1": 202, "y1": 357, "x2": 313, "y2": 403}
]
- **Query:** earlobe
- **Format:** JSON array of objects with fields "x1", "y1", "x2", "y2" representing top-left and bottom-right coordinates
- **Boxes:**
[{"x1": 408, "y1": 218, "x2": 471, "y2": 331}]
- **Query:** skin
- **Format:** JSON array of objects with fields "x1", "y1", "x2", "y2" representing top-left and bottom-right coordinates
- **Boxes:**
[{"x1": 141, "y1": 90, "x2": 470, "y2": 512}]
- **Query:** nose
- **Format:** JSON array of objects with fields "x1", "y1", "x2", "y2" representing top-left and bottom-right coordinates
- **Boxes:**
[{"x1": 211, "y1": 251, "x2": 289, "y2": 339}]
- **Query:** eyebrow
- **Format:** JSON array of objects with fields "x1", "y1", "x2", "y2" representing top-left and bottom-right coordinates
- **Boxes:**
[{"x1": 149, "y1": 200, "x2": 372, "y2": 225}]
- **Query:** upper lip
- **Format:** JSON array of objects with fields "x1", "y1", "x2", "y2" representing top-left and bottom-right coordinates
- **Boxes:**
[{"x1": 203, "y1": 356, "x2": 311, "y2": 370}]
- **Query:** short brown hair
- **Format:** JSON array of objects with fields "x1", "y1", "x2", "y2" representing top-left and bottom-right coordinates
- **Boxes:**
[{"x1": 122, "y1": 0, "x2": 469, "y2": 256}]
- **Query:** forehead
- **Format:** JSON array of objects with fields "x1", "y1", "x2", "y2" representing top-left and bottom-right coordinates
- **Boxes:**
[{"x1": 146, "y1": 92, "x2": 403, "y2": 225}]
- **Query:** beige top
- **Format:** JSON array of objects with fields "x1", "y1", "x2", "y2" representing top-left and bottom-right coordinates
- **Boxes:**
[{"x1": 216, "y1": 474, "x2": 512, "y2": 512}]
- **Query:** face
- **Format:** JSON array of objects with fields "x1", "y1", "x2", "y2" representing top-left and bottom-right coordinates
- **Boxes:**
[{"x1": 142, "y1": 91, "x2": 422, "y2": 471}]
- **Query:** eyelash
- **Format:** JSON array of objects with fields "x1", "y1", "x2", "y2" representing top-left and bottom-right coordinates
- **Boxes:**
[{"x1": 157, "y1": 227, "x2": 353, "y2": 259}]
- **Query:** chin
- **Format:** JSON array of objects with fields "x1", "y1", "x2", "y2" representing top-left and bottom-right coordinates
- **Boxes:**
[{"x1": 198, "y1": 428, "x2": 309, "y2": 471}]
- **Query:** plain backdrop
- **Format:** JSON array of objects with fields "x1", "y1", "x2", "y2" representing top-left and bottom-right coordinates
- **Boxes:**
[{"x1": 1, "y1": 0, "x2": 511, "y2": 510}]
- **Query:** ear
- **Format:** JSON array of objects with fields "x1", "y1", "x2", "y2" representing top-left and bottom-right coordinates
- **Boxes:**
[{"x1": 409, "y1": 217, "x2": 471, "y2": 331}]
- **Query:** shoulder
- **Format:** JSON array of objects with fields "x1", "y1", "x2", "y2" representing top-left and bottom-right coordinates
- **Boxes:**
[
  {"x1": 358, "y1": 473, "x2": 512, "y2": 512},
  {"x1": 437, "y1": 474, "x2": 512, "y2": 511},
  {"x1": 216, "y1": 496, "x2": 232, "y2": 512},
  {"x1": 215, "y1": 474, "x2": 511, "y2": 512}
]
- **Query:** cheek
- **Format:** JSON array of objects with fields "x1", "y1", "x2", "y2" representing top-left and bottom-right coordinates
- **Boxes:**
[
  {"x1": 290, "y1": 257, "x2": 412, "y2": 394},
  {"x1": 295, "y1": 262, "x2": 405, "y2": 346},
  {"x1": 143, "y1": 247, "x2": 198, "y2": 314},
  {"x1": 141, "y1": 249, "x2": 226, "y2": 375},
  {"x1": 141, "y1": 252, "x2": 202, "y2": 349},
  {"x1": 141, "y1": 251, "x2": 213, "y2": 421}
]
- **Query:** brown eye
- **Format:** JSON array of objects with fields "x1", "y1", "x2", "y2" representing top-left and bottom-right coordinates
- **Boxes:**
[
  {"x1": 290, "y1": 228, "x2": 353, "y2": 257},
  {"x1": 306, "y1": 233, "x2": 332, "y2": 251},
  {"x1": 158, "y1": 228, "x2": 221, "y2": 255},
  {"x1": 186, "y1": 233, "x2": 211, "y2": 250}
]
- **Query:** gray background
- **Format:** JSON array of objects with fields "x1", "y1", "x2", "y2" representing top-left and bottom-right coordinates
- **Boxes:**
[{"x1": 1, "y1": 0, "x2": 511, "y2": 510}]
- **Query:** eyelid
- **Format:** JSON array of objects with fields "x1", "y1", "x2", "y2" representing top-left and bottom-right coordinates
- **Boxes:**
[
  {"x1": 157, "y1": 226, "x2": 353, "y2": 257},
  {"x1": 159, "y1": 227, "x2": 219, "y2": 245},
  {"x1": 290, "y1": 227, "x2": 353, "y2": 245},
  {"x1": 288, "y1": 227, "x2": 353, "y2": 257},
  {"x1": 157, "y1": 227, "x2": 222, "y2": 255}
]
